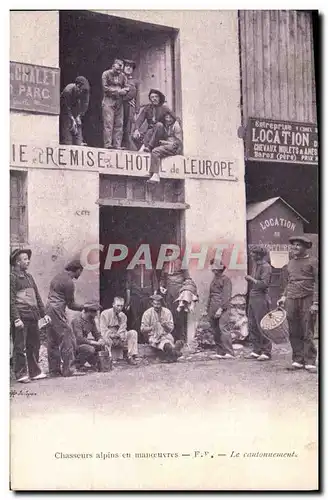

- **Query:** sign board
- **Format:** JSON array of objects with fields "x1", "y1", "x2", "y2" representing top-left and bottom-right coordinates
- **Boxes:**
[
  {"x1": 10, "y1": 143, "x2": 238, "y2": 181},
  {"x1": 246, "y1": 117, "x2": 318, "y2": 165},
  {"x1": 10, "y1": 61, "x2": 60, "y2": 115}
]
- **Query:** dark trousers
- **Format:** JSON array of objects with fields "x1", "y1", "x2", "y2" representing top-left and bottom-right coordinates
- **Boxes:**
[
  {"x1": 60, "y1": 114, "x2": 83, "y2": 145},
  {"x1": 46, "y1": 308, "x2": 75, "y2": 377},
  {"x1": 76, "y1": 344, "x2": 99, "y2": 369},
  {"x1": 286, "y1": 296, "x2": 317, "y2": 365},
  {"x1": 209, "y1": 309, "x2": 234, "y2": 356},
  {"x1": 248, "y1": 295, "x2": 272, "y2": 356},
  {"x1": 102, "y1": 99, "x2": 124, "y2": 148},
  {"x1": 122, "y1": 103, "x2": 137, "y2": 150},
  {"x1": 12, "y1": 320, "x2": 41, "y2": 380}
]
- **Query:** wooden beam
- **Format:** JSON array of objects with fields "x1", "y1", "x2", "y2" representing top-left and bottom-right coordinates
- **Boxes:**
[{"x1": 97, "y1": 198, "x2": 189, "y2": 210}]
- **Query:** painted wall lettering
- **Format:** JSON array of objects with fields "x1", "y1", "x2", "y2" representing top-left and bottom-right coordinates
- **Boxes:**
[
  {"x1": 10, "y1": 143, "x2": 238, "y2": 181},
  {"x1": 246, "y1": 118, "x2": 318, "y2": 165}
]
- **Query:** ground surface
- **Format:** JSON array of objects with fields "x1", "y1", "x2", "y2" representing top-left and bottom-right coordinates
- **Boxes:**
[{"x1": 10, "y1": 343, "x2": 318, "y2": 491}]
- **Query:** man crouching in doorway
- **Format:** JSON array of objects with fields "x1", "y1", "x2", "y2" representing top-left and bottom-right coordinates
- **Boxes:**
[
  {"x1": 99, "y1": 297, "x2": 139, "y2": 365},
  {"x1": 141, "y1": 294, "x2": 183, "y2": 362},
  {"x1": 71, "y1": 302, "x2": 106, "y2": 371}
]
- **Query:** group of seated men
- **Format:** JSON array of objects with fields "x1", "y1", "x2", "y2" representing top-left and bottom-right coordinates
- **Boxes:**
[{"x1": 72, "y1": 294, "x2": 184, "y2": 371}]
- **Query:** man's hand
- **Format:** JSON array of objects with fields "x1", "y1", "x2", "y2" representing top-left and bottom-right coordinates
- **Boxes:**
[
  {"x1": 133, "y1": 130, "x2": 141, "y2": 140},
  {"x1": 214, "y1": 308, "x2": 223, "y2": 318},
  {"x1": 277, "y1": 296, "x2": 286, "y2": 307},
  {"x1": 75, "y1": 115, "x2": 82, "y2": 127},
  {"x1": 89, "y1": 340, "x2": 100, "y2": 347},
  {"x1": 70, "y1": 119, "x2": 78, "y2": 136},
  {"x1": 118, "y1": 89, "x2": 127, "y2": 96},
  {"x1": 310, "y1": 303, "x2": 319, "y2": 314},
  {"x1": 245, "y1": 275, "x2": 254, "y2": 282},
  {"x1": 160, "y1": 286, "x2": 167, "y2": 295},
  {"x1": 14, "y1": 319, "x2": 24, "y2": 329},
  {"x1": 43, "y1": 315, "x2": 51, "y2": 324},
  {"x1": 98, "y1": 338, "x2": 105, "y2": 346}
]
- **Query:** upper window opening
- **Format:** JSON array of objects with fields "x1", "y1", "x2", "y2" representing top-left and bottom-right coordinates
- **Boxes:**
[{"x1": 59, "y1": 10, "x2": 182, "y2": 162}]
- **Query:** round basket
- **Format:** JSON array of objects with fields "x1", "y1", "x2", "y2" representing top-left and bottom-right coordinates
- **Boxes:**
[{"x1": 260, "y1": 308, "x2": 289, "y2": 344}]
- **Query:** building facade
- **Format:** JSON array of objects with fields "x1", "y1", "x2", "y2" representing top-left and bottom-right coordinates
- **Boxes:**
[{"x1": 10, "y1": 10, "x2": 248, "y2": 342}]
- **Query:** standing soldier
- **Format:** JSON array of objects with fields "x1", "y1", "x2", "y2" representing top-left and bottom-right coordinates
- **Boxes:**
[
  {"x1": 45, "y1": 259, "x2": 85, "y2": 377},
  {"x1": 10, "y1": 248, "x2": 48, "y2": 382},
  {"x1": 60, "y1": 76, "x2": 90, "y2": 146},
  {"x1": 102, "y1": 58, "x2": 129, "y2": 149},
  {"x1": 122, "y1": 59, "x2": 139, "y2": 150},
  {"x1": 245, "y1": 245, "x2": 273, "y2": 361},
  {"x1": 277, "y1": 236, "x2": 318, "y2": 373},
  {"x1": 206, "y1": 259, "x2": 234, "y2": 359}
]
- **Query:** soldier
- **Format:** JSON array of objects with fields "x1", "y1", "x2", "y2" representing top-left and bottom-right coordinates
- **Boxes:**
[
  {"x1": 71, "y1": 302, "x2": 106, "y2": 371},
  {"x1": 122, "y1": 59, "x2": 139, "y2": 150},
  {"x1": 10, "y1": 248, "x2": 49, "y2": 383},
  {"x1": 132, "y1": 89, "x2": 171, "y2": 152},
  {"x1": 147, "y1": 110, "x2": 183, "y2": 183},
  {"x1": 277, "y1": 236, "x2": 318, "y2": 373},
  {"x1": 244, "y1": 245, "x2": 273, "y2": 361},
  {"x1": 206, "y1": 259, "x2": 234, "y2": 359},
  {"x1": 45, "y1": 259, "x2": 85, "y2": 377},
  {"x1": 99, "y1": 297, "x2": 138, "y2": 365},
  {"x1": 60, "y1": 76, "x2": 90, "y2": 146},
  {"x1": 102, "y1": 59, "x2": 129, "y2": 149},
  {"x1": 141, "y1": 294, "x2": 183, "y2": 362}
]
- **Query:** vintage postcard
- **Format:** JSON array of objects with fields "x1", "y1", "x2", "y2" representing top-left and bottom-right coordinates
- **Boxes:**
[{"x1": 9, "y1": 9, "x2": 319, "y2": 490}]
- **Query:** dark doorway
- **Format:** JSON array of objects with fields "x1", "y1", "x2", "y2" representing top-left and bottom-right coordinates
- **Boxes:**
[{"x1": 99, "y1": 206, "x2": 181, "y2": 311}]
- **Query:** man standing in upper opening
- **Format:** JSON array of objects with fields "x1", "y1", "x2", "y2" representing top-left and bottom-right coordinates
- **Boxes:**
[
  {"x1": 122, "y1": 59, "x2": 139, "y2": 150},
  {"x1": 60, "y1": 76, "x2": 90, "y2": 146},
  {"x1": 46, "y1": 259, "x2": 85, "y2": 377},
  {"x1": 102, "y1": 58, "x2": 129, "y2": 149},
  {"x1": 277, "y1": 236, "x2": 318, "y2": 373},
  {"x1": 132, "y1": 89, "x2": 171, "y2": 153}
]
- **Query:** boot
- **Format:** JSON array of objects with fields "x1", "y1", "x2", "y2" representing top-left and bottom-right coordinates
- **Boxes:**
[{"x1": 147, "y1": 173, "x2": 160, "y2": 184}]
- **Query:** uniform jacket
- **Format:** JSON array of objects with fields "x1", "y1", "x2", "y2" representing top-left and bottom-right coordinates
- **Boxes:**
[
  {"x1": 283, "y1": 254, "x2": 318, "y2": 301},
  {"x1": 71, "y1": 313, "x2": 101, "y2": 346},
  {"x1": 101, "y1": 69, "x2": 128, "y2": 104},
  {"x1": 207, "y1": 274, "x2": 232, "y2": 318},
  {"x1": 249, "y1": 261, "x2": 272, "y2": 297},
  {"x1": 10, "y1": 268, "x2": 45, "y2": 322},
  {"x1": 61, "y1": 83, "x2": 89, "y2": 119},
  {"x1": 135, "y1": 104, "x2": 172, "y2": 130}
]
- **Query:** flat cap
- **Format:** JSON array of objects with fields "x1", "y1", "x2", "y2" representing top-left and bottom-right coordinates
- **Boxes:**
[
  {"x1": 289, "y1": 235, "x2": 312, "y2": 248},
  {"x1": 65, "y1": 259, "x2": 83, "y2": 272},
  {"x1": 10, "y1": 248, "x2": 32, "y2": 266},
  {"x1": 83, "y1": 302, "x2": 101, "y2": 312}
]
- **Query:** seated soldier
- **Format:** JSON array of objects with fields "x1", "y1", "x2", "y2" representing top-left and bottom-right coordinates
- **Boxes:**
[
  {"x1": 71, "y1": 302, "x2": 105, "y2": 371},
  {"x1": 147, "y1": 110, "x2": 183, "y2": 184},
  {"x1": 99, "y1": 296, "x2": 139, "y2": 365},
  {"x1": 140, "y1": 294, "x2": 183, "y2": 362}
]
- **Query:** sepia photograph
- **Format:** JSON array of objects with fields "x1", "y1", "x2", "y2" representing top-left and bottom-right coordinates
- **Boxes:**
[{"x1": 9, "y1": 8, "x2": 319, "y2": 491}]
